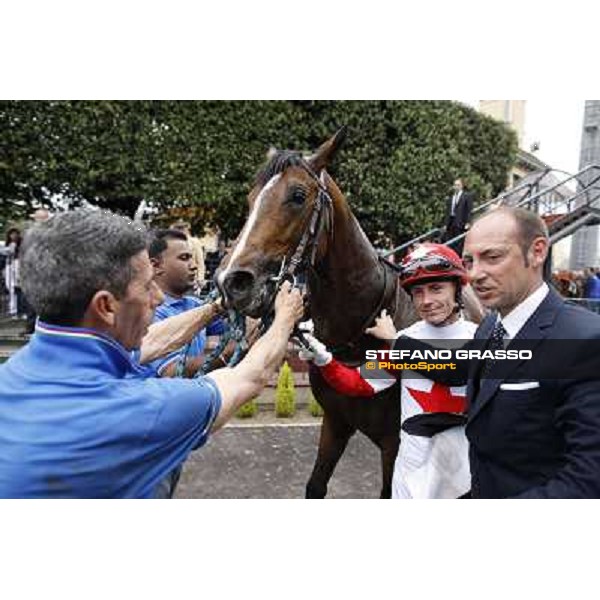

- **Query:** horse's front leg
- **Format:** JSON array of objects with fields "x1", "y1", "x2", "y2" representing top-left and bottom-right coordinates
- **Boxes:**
[
  {"x1": 306, "y1": 411, "x2": 355, "y2": 499},
  {"x1": 378, "y1": 434, "x2": 400, "y2": 499}
]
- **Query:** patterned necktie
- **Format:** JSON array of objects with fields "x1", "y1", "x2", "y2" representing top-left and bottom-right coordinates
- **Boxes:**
[{"x1": 480, "y1": 320, "x2": 507, "y2": 379}]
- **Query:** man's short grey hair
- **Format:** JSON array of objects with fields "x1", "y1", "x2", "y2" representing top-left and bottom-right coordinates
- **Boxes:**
[{"x1": 21, "y1": 209, "x2": 148, "y2": 325}]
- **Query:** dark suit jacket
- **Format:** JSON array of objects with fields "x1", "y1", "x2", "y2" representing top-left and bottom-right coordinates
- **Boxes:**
[
  {"x1": 444, "y1": 190, "x2": 475, "y2": 235},
  {"x1": 467, "y1": 289, "x2": 600, "y2": 498}
]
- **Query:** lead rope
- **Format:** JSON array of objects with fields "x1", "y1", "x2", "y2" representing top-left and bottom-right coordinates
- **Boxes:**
[
  {"x1": 193, "y1": 308, "x2": 248, "y2": 377},
  {"x1": 172, "y1": 286, "x2": 249, "y2": 378}
]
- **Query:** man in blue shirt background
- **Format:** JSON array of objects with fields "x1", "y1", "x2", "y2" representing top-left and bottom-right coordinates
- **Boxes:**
[
  {"x1": 147, "y1": 228, "x2": 225, "y2": 377},
  {"x1": 145, "y1": 228, "x2": 227, "y2": 496},
  {"x1": 0, "y1": 209, "x2": 304, "y2": 498}
]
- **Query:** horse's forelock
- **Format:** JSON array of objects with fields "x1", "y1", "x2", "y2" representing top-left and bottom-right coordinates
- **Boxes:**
[{"x1": 254, "y1": 150, "x2": 305, "y2": 188}]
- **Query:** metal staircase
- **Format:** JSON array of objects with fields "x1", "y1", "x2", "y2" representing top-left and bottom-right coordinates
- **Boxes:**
[
  {"x1": 383, "y1": 164, "x2": 600, "y2": 258},
  {"x1": 547, "y1": 202, "x2": 600, "y2": 244}
]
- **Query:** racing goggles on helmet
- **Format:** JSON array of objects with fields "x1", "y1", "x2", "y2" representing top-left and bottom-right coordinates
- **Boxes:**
[{"x1": 401, "y1": 255, "x2": 455, "y2": 277}]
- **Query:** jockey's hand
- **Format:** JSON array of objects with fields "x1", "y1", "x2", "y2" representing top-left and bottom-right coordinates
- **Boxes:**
[
  {"x1": 274, "y1": 281, "x2": 304, "y2": 328},
  {"x1": 365, "y1": 309, "x2": 398, "y2": 340},
  {"x1": 297, "y1": 333, "x2": 332, "y2": 367}
]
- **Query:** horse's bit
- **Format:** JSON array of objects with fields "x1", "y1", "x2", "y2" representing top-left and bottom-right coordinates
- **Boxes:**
[{"x1": 171, "y1": 294, "x2": 249, "y2": 378}]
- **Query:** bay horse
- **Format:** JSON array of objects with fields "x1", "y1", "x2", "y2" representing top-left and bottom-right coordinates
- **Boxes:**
[{"x1": 217, "y1": 129, "x2": 482, "y2": 498}]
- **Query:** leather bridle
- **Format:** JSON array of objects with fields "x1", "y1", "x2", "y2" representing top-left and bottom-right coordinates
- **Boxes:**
[{"x1": 269, "y1": 161, "x2": 334, "y2": 289}]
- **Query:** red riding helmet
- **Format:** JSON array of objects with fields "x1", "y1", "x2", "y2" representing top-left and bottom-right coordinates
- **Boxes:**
[{"x1": 400, "y1": 243, "x2": 469, "y2": 290}]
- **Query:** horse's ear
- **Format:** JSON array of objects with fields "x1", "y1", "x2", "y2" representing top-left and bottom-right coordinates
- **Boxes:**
[{"x1": 307, "y1": 127, "x2": 347, "y2": 172}]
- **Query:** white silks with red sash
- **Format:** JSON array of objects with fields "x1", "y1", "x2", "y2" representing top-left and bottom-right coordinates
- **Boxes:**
[{"x1": 318, "y1": 317, "x2": 477, "y2": 498}]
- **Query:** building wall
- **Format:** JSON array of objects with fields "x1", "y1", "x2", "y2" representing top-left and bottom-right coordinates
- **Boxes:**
[
  {"x1": 480, "y1": 100, "x2": 526, "y2": 146},
  {"x1": 570, "y1": 100, "x2": 600, "y2": 269},
  {"x1": 480, "y1": 101, "x2": 533, "y2": 188}
]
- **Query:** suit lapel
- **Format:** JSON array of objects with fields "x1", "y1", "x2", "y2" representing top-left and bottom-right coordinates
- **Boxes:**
[
  {"x1": 468, "y1": 288, "x2": 564, "y2": 423},
  {"x1": 466, "y1": 313, "x2": 495, "y2": 407}
]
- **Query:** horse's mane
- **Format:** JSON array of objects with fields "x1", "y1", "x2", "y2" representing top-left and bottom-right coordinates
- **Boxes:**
[{"x1": 254, "y1": 150, "x2": 305, "y2": 188}]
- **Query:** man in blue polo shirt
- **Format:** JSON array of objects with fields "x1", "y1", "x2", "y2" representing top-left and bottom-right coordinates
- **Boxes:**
[
  {"x1": 0, "y1": 209, "x2": 303, "y2": 498},
  {"x1": 145, "y1": 228, "x2": 227, "y2": 497},
  {"x1": 147, "y1": 228, "x2": 225, "y2": 377}
]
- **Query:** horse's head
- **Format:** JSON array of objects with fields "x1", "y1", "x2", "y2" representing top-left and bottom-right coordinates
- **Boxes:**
[{"x1": 217, "y1": 128, "x2": 346, "y2": 317}]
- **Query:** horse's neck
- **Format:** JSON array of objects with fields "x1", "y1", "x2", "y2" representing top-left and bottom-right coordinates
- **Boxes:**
[{"x1": 308, "y1": 183, "x2": 387, "y2": 347}]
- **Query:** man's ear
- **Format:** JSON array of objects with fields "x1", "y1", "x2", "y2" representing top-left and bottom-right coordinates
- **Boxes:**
[
  {"x1": 529, "y1": 236, "x2": 549, "y2": 268},
  {"x1": 150, "y1": 256, "x2": 164, "y2": 277},
  {"x1": 88, "y1": 290, "x2": 119, "y2": 327}
]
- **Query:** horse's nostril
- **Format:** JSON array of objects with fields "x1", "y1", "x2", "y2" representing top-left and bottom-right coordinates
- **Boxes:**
[{"x1": 223, "y1": 270, "x2": 256, "y2": 299}]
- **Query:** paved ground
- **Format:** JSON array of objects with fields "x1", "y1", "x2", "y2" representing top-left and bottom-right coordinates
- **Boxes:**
[{"x1": 175, "y1": 412, "x2": 383, "y2": 499}]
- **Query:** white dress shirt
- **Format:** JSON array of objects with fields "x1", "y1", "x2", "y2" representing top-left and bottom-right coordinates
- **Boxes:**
[
  {"x1": 497, "y1": 281, "x2": 549, "y2": 341},
  {"x1": 451, "y1": 191, "x2": 462, "y2": 216}
]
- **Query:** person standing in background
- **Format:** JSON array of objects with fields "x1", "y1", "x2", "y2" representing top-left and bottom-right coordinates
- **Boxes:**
[
  {"x1": 171, "y1": 220, "x2": 206, "y2": 292},
  {"x1": 24, "y1": 208, "x2": 52, "y2": 332},
  {"x1": 442, "y1": 178, "x2": 475, "y2": 254},
  {"x1": 147, "y1": 228, "x2": 226, "y2": 378},
  {"x1": 4, "y1": 228, "x2": 23, "y2": 318}
]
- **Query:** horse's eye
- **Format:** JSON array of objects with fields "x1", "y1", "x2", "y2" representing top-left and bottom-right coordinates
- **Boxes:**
[{"x1": 288, "y1": 188, "x2": 307, "y2": 205}]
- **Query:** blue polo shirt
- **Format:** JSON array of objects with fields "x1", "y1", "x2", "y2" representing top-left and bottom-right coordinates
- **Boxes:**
[
  {"x1": 0, "y1": 322, "x2": 222, "y2": 498},
  {"x1": 146, "y1": 294, "x2": 226, "y2": 376}
]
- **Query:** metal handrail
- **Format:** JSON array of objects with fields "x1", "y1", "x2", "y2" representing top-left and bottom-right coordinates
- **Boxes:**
[
  {"x1": 391, "y1": 164, "x2": 600, "y2": 257},
  {"x1": 444, "y1": 185, "x2": 600, "y2": 250},
  {"x1": 444, "y1": 171, "x2": 600, "y2": 251},
  {"x1": 380, "y1": 227, "x2": 443, "y2": 257},
  {"x1": 380, "y1": 172, "x2": 557, "y2": 258}
]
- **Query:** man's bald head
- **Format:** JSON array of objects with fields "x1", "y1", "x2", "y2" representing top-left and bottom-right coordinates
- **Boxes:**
[
  {"x1": 471, "y1": 207, "x2": 548, "y2": 266},
  {"x1": 463, "y1": 207, "x2": 549, "y2": 316}
]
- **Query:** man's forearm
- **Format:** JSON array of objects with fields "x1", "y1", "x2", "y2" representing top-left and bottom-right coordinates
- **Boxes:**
[
  {"x1": 139, "y1": 303, "x2": 219, "y2": 364},
  {"x1": 234, "y1": 316, "x2": 294, "y2": 387},
  {"x1": 208, "y1": 314, "x2": 295, "y2": 431},
  {"x1": 159, "y1": 355, "x2": 205, "y2": 378}
]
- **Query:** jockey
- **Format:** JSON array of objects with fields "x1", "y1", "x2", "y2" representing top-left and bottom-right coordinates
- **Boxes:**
[{"x1": 298, "y1": 243, "x2": 477, "y2": 499}]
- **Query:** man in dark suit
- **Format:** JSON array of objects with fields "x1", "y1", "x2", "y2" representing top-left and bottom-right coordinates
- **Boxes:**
[
  {"x1": 442, "y1": 178, "x2": 475, "y2": 254},
  {"x1": 462, "y1": 207, "x2": 600, "y2": 498}
]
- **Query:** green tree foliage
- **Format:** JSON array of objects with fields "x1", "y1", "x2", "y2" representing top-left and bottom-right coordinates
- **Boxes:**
[
  {"x1": 236, "y1": 397, "x2": 258, "y2": 419},
  {"x1": 0, "y1": 101, "x2": 517, "y2": 242},
  {"x1": 307, "y1": 390, "x2": 324, "y2": 418},
  {"x1": 275, "y1": 361, "x2": 296, "y2": 418}
]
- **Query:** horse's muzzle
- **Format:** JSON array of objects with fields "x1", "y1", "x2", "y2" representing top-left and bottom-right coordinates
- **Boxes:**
[
  {"x1": 219, "y1": 268, "x2": 266, "y2": 314},
  {"x1": 221, "y1": 268, "x2": 255, "y2": 300}
]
